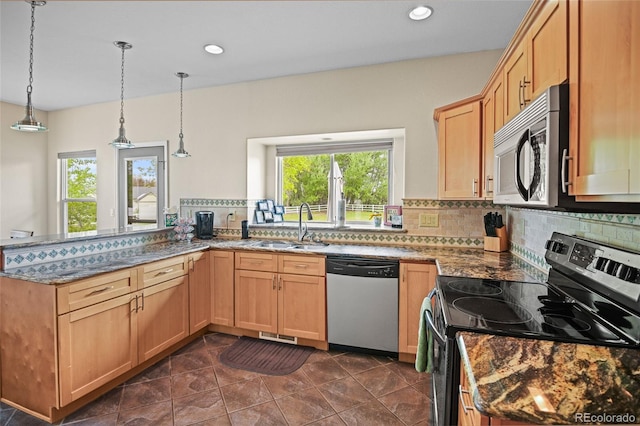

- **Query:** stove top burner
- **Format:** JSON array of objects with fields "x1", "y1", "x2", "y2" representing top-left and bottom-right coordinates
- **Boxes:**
[
  {"x1": 446, "y1": 280, "x2": 503, "y2": 296},
  {"x1": 542, "y1": 314, "x2": 592, "y2": 332},
  {"x1": 452, "y1": 296, "x2": 534, "y2": 324}
]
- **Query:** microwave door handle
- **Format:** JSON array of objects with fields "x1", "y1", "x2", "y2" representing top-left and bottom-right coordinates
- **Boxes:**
[
  {"x1": 515, "y1": 129, "x2": 531, "y2": 201},
  {"x1": 424, "y1": 288, "x2": 446, "y2": 346},
  {"x1": 529, "y1": 135, "x2": 542, "y2": 198}
]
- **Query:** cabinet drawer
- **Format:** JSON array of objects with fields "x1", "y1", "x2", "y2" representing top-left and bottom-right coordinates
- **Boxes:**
[
  {"x1": 141, "y1": 256, "x2": 186, "y2": 287},
  {"x1": 57, "y1": 269, "x2": 136, "y2": 315},
  {"x1": 279, "y1": 254, "x2": 325, "y2": 276},
  {"x1": 235, "y1": 251, "x2": 278, "y2": 272}
]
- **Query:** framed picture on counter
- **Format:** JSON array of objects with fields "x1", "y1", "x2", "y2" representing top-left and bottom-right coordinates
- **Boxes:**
[
  {"x1": 274, "y1": 205, "x2": 285, "y2": 214},
  {"x1": 383, "y1": 205, "x2": 402, "y2": 226},
  {"x1": 255, "y1": 210, "x2": 265, "y2": 224},
  {"x1": 266, "y1": 199, "x2": 275, "y2": 212},
  {"x1": 257, "y1": 200, "x2": 269, "y2": 211},
  {"x1": 264, "y1": 211, "x2": 274, "y2": 222},
  {"x1": 273, "y1": 213, "x2": 283, "y2": 223}
]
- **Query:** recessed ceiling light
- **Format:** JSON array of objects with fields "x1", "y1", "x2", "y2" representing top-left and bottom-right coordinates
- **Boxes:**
[
  {"x1": 204, "y1": 44, "x2": 224, "y2": 55},
  {"x1": 409, "y1": 5, "x2": 433, "y2": 21}
]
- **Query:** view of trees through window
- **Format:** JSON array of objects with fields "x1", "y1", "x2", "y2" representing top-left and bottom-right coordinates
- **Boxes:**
[
  {"x1": 63, "y1": 158, "x2": 97, "y2": 233},
  {"x1": 281, "y1": 150, "x2": 389, "y2": 222}
]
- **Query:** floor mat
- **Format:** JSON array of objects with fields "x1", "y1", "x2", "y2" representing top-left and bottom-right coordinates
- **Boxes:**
[{"x1": 218, "y1": 336, "x2": 314, "y2": 375}]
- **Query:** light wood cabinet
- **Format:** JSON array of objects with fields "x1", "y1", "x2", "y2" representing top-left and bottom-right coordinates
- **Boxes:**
[
  {"x1": 188, "y1": 251, "x2": 210, "y2": 333},
  {"x1": 568, "y1": 0, "x2": 640, "y2": 201},
  {"x1": 435, "y1": 97, "x2": 483, "y2": 200},
  {"x1": 0, "y1": 251, "x2": 205, "y2": 422},
  {"x1": 58, "y1": 292, "x2": 137, "y2": 406},
  {"x1": 137, "y1": 275, "x2": 189, "y2": 362},
  {"x1": 503, "y1": 0, "x2": 568, "y2": 123},
  {"x1": 234, "y1": 252, "x2": 326, "y2": 341},
  {"x1": 481, "y1": 77, "x2": 504, "y2": 200},
  {"x1": 210, "y1": 250, "x2": 235, "y2": 326},
  {"x1": 398, "y1": 262, "x2": 436, "y2": 360}
]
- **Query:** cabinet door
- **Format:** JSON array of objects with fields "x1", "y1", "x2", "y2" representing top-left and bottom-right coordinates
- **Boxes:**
[
  {"x1": 503, "y1": 41, "x2": 528, "y2": 123},
  {"x1": 278, "y1": 273, "x2": 326, "y2": 340},
  {"x1": 138, "y1": 276, "x2": 189, "y2": 362},
  {"x1": 188, "y1": 251, "x2": 210, "y2": 333},
  {"x1": 527, "y1": 0, "x2": 567, "y2": 100},
  {"x1": 234, "y1": 269, "x2": 277, "y2": 333},
  {"x1": 398, "y1": 262, "x2": 436, "y2": 355},
  {"x1": 438, "y1": 100, "x2": 482, "y2": 199},
  {"x1": 482, "y1": 92, "x2": 495, "y2": 199},
  {"x1": 58, "y1": 293, "x2": 137, "y2": 406},
  {"x1": 211, "y1": 250, "x2": 235, "y2": 326},
  {"x1": 458, "y1": 363, "x2": 487, "y2": 426},
  {"x1": 569, "y1": 0, "x2": 640, "y2": 199}
]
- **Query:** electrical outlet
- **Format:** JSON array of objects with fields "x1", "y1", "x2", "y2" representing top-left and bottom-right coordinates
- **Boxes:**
[
  {"x1": 419, "y1": 213, "x2": 439, "y2": 227},
  {"x1": 229, "y1": 210, "x2": 236, "y2": 221}
]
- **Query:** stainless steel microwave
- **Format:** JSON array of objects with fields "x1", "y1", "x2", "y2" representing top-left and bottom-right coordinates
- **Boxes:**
[{"x1": 493, "y1": 84, "x2": 570, "y2": 208}]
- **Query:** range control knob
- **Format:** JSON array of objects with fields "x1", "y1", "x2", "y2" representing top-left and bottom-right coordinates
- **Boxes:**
[{"x1": 545, "y1": 240, "x2": 566, "y2": 254}]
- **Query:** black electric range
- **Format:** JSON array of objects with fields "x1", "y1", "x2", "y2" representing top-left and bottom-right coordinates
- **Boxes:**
[{"x1": 429, "y1": 232, "x2": 640, "y2": 426}]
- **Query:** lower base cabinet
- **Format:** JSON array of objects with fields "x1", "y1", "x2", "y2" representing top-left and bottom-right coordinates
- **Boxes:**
[
  {"x1": 398, "y1": 261, "x2": 436, "y2": 360},
  {"x1": 0, "y1": 253, "x2": 200, "y2": 423},
  {"x1": 234, "y1": 252, "x2": 326, "y2": 341}
]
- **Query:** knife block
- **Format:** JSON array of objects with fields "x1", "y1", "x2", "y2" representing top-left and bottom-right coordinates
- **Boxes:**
[{"x1": 484, "y1": 227, "x2": 508, "y2": 252}]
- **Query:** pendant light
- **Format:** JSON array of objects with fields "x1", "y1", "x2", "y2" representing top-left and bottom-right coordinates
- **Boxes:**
[
  {"x1": 110, "y1": 41, "x2": 134, "y2": 148},
  {"x1": 11, "y1": 1, "x2": 48, "y2": 132},
  {"x1": 172, "y1": 72, "x2": 191, "y2": 158}
]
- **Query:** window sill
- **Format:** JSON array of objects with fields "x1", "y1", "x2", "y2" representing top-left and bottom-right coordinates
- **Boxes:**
[{"x1": 248, "y1": 223, "x2": 406, "y2": 233}]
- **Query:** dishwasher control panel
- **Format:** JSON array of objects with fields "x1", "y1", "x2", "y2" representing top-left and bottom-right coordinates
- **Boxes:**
[{"x1": 326, "y1": 257, "x2": 399, "y2": 278}]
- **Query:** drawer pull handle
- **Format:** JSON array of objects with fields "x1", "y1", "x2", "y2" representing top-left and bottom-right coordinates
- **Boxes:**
[
  {"x1": 155, "y1": 268, "x2": 174, "y2": 276},
  {"x1": 294, "y1": 264, "x2": 309, "y2": 269},
  {"x1": 458, "y1": 385, "x2": 475, "y2": 415},
  {"x1": 247, "y1": 260, "x2": 264, "y2": 265},
  {"x1": 87, "y1": 286, "x2": 114, "y2": 296}
]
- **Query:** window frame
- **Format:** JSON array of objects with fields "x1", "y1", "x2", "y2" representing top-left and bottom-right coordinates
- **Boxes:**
[
  {"x1": 59, "y1": 150, "x2": 97, "y2": 234},
  {"x1": 275, "y1": 140, "x2": 394, "y2": 225}
]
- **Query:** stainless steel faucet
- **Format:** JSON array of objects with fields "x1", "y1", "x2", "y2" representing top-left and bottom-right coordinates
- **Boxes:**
[{"x1": 298, "y1": 202, "x2": 313, "y2": 241}]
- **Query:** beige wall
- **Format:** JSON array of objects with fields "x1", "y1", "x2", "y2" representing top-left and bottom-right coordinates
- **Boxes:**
[
  {"x1": 2, "y1": 50, "x2": 502, "y2": 235},
  {"x1": 0, "y1": 102, "x2": 49, "y2": 239}
]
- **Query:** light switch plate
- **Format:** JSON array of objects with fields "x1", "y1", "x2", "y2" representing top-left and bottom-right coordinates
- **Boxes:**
[{"x1": 419, "y1": 213, "x2": 439, "y2": 227}]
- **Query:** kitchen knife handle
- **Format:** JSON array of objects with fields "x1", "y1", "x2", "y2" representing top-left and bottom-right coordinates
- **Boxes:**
[{"x1": 561, "y1": 149, "x2": 572, "y2": 194}]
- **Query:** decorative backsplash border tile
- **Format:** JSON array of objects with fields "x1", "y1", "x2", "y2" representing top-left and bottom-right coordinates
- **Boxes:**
[
  {"x1": 402, "y1": 198, "x2": 497, "y2": 209},
  {"x1": 3, "y1": 230, "x2": 171, "y2": 271},
  {"x1": 181, "y1": 198, "x2": 248, "y2": 208}
]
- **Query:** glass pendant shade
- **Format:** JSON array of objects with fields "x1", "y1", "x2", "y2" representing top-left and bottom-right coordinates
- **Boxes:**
[
  {"x1": 110, "y1": 41, "x2": 134, "y2": 148},
  {"x1": 11, "y1": 1, "x2": 48, "y2": 132},
  {"x1": 172, "y1": 72, "x2": 191, "y2": 158}
]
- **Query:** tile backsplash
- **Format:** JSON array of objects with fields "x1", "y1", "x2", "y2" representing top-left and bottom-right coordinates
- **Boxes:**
[{"x1": 508, "y1": 207, "x2": 640, "y2": 271}]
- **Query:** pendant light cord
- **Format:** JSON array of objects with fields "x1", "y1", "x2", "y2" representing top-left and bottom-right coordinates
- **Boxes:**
[
  {"x1": 119, "y1": 44, "x2": 126, "y2": 125},
  {"x1": 27, "y1": 1, "x2": 36, "y2": 96},
  {"x1": 179, "y1": 74, "x2": 184, "y2": 138}
]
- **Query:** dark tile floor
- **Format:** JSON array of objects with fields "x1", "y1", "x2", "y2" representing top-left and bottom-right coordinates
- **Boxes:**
[{"x1": 0, "y1": 333, "x2": 433, "y2": 425}]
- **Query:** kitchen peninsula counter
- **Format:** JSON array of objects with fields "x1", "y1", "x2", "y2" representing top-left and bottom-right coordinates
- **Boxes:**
[{"x1": 457, "y1": 331, "x2": 640, "y2": 425}]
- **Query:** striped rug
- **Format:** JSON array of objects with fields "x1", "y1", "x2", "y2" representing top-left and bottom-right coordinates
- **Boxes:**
[{"x1": 218, "y1": 336, "x2": 314, "y2": 376}]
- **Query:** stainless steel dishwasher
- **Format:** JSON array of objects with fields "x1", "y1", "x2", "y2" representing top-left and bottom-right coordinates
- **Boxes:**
[{"x1": 326, "y1": 256, "x2": 399, "y2": 356}]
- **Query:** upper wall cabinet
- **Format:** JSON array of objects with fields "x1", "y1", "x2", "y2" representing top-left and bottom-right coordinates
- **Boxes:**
[
  {"x1": 434, "y1": 97, "x2": 483, "y2": 200},
  {"x1": 482, "y1": 76, "x2": 504, "y2": 200},
  {"x1": 569, "y1": 0, "x2": 640, "y2": 201},
  {"x1": 503, "y1": 0, "x2": 568, "y2": 123}
]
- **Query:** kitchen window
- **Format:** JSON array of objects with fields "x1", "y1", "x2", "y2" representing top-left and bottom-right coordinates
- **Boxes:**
[
  {"x1": 59, "y1": 150, "x2": 97, "y2": 234},
  {"x1": 276, "y1": 140, "x2": 392, "y2": 225}
]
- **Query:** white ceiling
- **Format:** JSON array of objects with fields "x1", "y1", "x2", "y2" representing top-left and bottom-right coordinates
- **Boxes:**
[{"x1": 0, "y1": 1, "x2": 532, "y2": 112}]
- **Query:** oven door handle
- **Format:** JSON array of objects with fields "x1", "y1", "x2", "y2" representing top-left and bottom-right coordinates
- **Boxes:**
[{"x1": 425, "y1": 288, "x2": 446, "y2": 345}]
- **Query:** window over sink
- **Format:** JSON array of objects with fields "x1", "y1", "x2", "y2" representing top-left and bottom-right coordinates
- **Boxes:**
[{"x1": 247, "y1": 129, "x2": 405, "y2": 227}]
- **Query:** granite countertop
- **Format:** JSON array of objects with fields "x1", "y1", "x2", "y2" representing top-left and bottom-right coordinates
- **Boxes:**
[
  {"x1": 0, "y1": 237, "x2": 544, "y2": 285},
  {"x1": 457, "y1": 331, "x2": 640, "y2": 425}
]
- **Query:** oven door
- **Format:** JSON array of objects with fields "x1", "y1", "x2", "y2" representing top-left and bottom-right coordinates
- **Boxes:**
[{"x1": 425, "y1": 288, "x2": 458, "y2": 426}]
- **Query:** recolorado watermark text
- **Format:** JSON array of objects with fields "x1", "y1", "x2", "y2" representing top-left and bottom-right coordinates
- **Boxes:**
[{"x1": 575, "y1": 412, "x2": 636, "y2": 424}]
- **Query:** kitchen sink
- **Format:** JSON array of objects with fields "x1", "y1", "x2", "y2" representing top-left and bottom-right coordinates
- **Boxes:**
[{"x1": 249, "y1": 240, "x2": 329, "y2": 250}]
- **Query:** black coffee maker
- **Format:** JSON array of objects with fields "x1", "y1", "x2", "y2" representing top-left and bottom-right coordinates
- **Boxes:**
[{"x1": 195, "y1": 211, "x2": 215, "y2": 239}]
